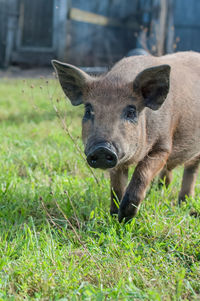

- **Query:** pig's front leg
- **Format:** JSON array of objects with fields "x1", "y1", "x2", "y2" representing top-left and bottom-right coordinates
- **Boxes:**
[
  {"x1": 110, "y1": 167, "x2": 128, "y2": 215},
  {"x1": 118, "y1": 149, "x2": 169, "y2": 222}
]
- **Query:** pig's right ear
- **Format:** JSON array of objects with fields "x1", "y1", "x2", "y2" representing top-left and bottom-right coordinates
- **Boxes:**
[
  {"x1": 52, "y1": 60, "x2": 91, "y2": 106},
  {"x1": 133, "y1": 64, "x2": 171, "y2": 110}
]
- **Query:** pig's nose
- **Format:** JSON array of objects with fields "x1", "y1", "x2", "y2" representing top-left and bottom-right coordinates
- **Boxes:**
[{"x1": 87, "y1": 144, "x2": 118, "y2": 169}]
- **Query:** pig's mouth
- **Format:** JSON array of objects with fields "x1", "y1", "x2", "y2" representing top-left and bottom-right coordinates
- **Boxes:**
[{"x1": 85, "y1": 141, "x2": 118, "y2": 170}]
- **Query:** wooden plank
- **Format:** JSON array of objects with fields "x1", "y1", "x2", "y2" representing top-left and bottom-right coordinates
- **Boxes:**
[
  {"x1": 166, "y1": 0, "x2": 174, "y2": 54},
  {"x1": 4, "y1": 0, "x2": 18, "y2": 67},
  {"x1": 157, "y1": 0, "x2": 167, "y2": 56},
  {"x1": 175, "y1": 28, "x2": 200, "y2": 52},
  {"x1": 0, "y1": 0, "x2": 9, "y2": 66},
  {"x1": 69, "y1": 7, "x2": 139, "y2": 30},
  {"x1": 174, "y1": 0, "x2": 200, "y2": 52},
  {"x1": 53, "y1": 0, "x2": 68, "y2": 59}
]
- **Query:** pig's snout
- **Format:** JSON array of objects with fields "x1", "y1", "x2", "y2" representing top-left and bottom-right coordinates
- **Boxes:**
[{"x1": 86, "y1": 143, "x2": 118, "y2": 169}]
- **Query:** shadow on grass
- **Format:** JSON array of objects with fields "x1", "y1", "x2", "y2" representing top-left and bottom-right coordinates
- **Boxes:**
[{"x1": 0, "y1": 186, "x2": 93, "y2": 234}]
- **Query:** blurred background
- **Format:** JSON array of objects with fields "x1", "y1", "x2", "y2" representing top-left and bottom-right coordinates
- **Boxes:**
[{"x1": 0, "y1": 0, "x2": 200, "y2": 69}]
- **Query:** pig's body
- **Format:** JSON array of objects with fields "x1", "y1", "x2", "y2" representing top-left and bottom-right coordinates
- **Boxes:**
[
  {"x1": 105, "y1": 52, "x2": 200, "y2": 167},
  {"x1": 53, "y1": 51, "x2": 200, "y2": 222}
]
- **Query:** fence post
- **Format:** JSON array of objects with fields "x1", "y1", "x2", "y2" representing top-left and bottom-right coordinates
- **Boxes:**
[{"x1": 4, "y1": 0, "x2": 18, "y2": 67}]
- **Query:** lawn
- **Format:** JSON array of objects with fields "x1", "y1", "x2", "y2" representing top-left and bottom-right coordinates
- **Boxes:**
[{"x1": 0, "y1": 78, "x2": 200, "y2": 300}]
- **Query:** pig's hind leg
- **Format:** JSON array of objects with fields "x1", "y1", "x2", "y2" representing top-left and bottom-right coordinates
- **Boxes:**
[
  {"x1": 158, "y1": 166, "x2": 173, "y2": 188},
  {"x1": 178, "y1": 158, "x2": 200, "y2": 203}
]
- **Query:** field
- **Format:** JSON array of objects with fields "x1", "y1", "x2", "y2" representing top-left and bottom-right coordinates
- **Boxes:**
[{"x1": 0, "y1": 78, "x2": 200, "y2": 300}]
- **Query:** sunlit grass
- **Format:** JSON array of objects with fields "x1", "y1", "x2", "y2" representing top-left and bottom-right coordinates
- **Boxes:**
[{"x1": 0, "y1": 79, "x2": 199, "y2": 300}]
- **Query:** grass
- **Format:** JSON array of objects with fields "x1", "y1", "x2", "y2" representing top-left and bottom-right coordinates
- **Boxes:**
[{"x1": 0, "y1": 77, "x2": 199, "y2": 300}]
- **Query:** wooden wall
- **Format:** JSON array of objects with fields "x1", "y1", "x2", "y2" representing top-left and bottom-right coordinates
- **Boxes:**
[
  {"x1": 0, "y1": 0, "x2": 8, "y2": 66},
  {"x1": 174, "y1": 0, "x2": 200, "y2": 52},
  {"x1": 65, "y1": 0, "x2": 152, "y2": 66},
  {"x1": 0, "y1": 0, "x2": 200, "y2": 68}
]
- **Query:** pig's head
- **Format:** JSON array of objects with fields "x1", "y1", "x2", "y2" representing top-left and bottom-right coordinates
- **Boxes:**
[{"x1": 52, "y1": 60, "x2": 170, "y2": 170}]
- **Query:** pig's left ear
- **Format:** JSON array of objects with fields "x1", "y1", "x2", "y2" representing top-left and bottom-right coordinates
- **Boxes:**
[
  {"x1": 133, "y1": 64, "x2": 171, "y2": 110},
  {"x1": 52, "y1": 60, "x2": 91, "y2": 106}
]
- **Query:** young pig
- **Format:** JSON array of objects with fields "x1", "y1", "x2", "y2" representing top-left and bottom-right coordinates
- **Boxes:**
[{"x1": 52, "y1": 51, "x2": 200, "y2": 222}]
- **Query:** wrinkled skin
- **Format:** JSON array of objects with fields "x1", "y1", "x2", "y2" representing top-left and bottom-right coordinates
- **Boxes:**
[{"x1": 52, "y1": 51, "x2": 200, "y2": 222}]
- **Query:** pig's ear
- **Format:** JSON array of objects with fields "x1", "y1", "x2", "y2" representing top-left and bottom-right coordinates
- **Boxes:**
[
  {"x1": 133, "y1": 64, "x2": 171, "y2": 110},
  {"x1": 52, "y1": 60, "x2": 91, "y2": 106}
]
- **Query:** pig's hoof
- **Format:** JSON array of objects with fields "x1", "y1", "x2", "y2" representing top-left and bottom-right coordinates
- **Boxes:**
[
  {"x1": 118, "y1": 211, "x2": 134, "y2": 223},
  {"x1": 178, "y1": 195, "x2": 187, "y2": 205},
  {"x1": 118, "y1": 192, "x2": 139, "y2": 223},
  {"x1": 110, "y1": 208, "x2": 119, "y2": 216},
  {"x1": 118, "y1": 206, "x2": 137, "y2": 223}
]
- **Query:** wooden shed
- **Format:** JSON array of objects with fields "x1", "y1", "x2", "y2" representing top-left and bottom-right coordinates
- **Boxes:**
[{"x1": 0, "y1": 0, "x2": 199, "y2": 68}]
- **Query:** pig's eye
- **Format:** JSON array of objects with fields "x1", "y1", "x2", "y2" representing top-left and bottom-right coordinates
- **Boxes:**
[
  {"x1": 83, "y1": 103, "x2": 93, "y2": 120},
  {"x1": 123, "y1": 105, "x2": 137, "y2": 122}
]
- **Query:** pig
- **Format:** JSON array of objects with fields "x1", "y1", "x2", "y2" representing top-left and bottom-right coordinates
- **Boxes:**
[{"x1": 52, "y1": 51, "x2": 200, "y2": 222}]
